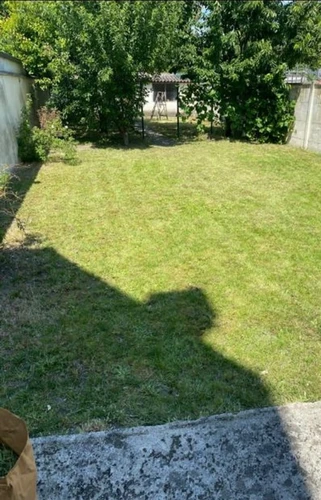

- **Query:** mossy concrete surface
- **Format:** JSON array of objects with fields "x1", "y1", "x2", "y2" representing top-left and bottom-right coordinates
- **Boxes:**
[{"x1": 33, "y1": 401, "x2": 321, "y2": 499}]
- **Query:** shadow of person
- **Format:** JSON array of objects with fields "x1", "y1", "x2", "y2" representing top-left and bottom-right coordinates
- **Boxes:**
[
  {"x1": 0, "y1": 243, "x2": 312, "y2": 497},
  {"x1": 1, "y1": 244, "x2": 270, "y2": 433}
]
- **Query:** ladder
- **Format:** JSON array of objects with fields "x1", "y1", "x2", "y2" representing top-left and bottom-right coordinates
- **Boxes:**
[{"x1": 151, "y1": 91, "x2": 168, "y2": 120}]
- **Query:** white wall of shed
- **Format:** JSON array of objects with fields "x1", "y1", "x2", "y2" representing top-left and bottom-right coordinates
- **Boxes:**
[{"x1": 0, "y1": 56, "x2": 32, "y2": 168}]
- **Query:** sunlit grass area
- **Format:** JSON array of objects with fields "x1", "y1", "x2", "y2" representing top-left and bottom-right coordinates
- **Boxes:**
[{"x1": 1, "y1": 138, "x2": 321, "y2": 436}]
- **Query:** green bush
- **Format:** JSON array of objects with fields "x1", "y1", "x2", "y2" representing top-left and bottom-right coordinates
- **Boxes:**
[
  {"x1": 58, "y1": 137, "x2": 77, "y2": 164},
  {"x1": 223, "y1": 84, "x2": 295, "y2": 144},
  {"x1": 18, "y1": 99, "x2": 78, "y2": 163},
  {"x1": 17, "y1": 101, "x2": 37, "y2": 162},
  {"x1": 32, "y1": 127, "x2": 52, "y2": 162}
]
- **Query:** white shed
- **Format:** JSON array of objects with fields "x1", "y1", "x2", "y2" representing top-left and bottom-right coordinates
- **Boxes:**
[
  {"x1": 0, "y1": 52, "x2": 33, "y2": 168},
  {"x1": 143, "y1": 73, "x2": 190, "y2": 118}
]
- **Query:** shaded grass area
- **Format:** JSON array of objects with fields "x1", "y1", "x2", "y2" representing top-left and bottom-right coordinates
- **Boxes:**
[
  {"x1": 1, "y1": 140, "x2": 321, "y2": 436},
  {"x1": 146, "y1": 117, "x2": 223, "y2": 142},
  {"x1": 1, "y1": 246, "x2": 269, "y2": 435},
  {"x1": 0, "y1": 164, "x2": 41, "y2": 243},
  {"x1": 75, "y1": 117, "x2": 220, "y2": 148}
]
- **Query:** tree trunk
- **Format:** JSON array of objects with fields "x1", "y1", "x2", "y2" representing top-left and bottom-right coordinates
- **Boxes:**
[
  {"x1": 225, "y1": 116, "x2": 232, "y2": 138},
  {"x1": 99, "y1": 113, "x2": 108, "y2": 134},
  {"x1": 123, "y1": 131, "x2": 129, "y2": 147}
]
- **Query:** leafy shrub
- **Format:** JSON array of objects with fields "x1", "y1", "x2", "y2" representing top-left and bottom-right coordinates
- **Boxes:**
[
  {"x1": 18, "y1": 99, "x2": 77, "y2": 163},
  {"x1": 59, "y1": 137, "x2": 77, "y2": 163},
  {"x1": 222, "y1": 81, "x2": 296, "y2": 144},
  {"x1": 31, "y1": 127, "x2": 52, "y2": 162},
  {"x1": 17, "y1": 100, "x2": 37, "y2": 162}
]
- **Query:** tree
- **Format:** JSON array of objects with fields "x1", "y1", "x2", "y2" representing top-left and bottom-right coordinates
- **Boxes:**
[
  {"x1": 0, "y1": 1, "x2": 60, "y2": 87},
  {"x1": 0, "y1": 0, "x2": 8, "y2": 18},
  {"x1": 283, "y1": 0, "x2": 321, "y2": 70},
  {"x1": 89, "y1": 1, "x2": 183, "y2": 143},
  {"x1": 178, "y1": 2, "x2": 221, "y2": 130},
  {"x1": 182, "y1": 0, "x2": 321, "y2": 143},
  {"x1": 215, "y1": 0, "x2": 294, "y2": 143},
  {"x1": 1, "y1": 1, "x2": 184, "y2": 144}
]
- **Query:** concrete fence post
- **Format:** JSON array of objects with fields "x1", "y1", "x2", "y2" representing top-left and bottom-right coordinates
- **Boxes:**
[{"x1": 303, "y1": 81, "x2": 315, "y2": 150}]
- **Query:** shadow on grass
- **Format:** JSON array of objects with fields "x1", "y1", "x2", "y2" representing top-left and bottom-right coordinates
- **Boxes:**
[
  {"x1": 76, "y1": 128, "x2": 151, "y2": 151},
  {"x1": 0, "y1": 163, "x2": 42, "y2": 244},
  {"x1": 0, "y1": 242, "x2": 272, "y2": 434},
  {"x1": 0, "y1": 242, "x2": 312, "y2": 495},
  {"x1": 146, "y1": 119, "x2": 225, "y2": 144},
  {"x1": 75, "y1": 120, "x2": 226, "y2": 150}
]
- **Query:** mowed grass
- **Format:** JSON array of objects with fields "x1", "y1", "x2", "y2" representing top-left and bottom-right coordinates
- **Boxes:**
[{"x1": 1, "y1": 138, "x2": 321, "y2": 436}]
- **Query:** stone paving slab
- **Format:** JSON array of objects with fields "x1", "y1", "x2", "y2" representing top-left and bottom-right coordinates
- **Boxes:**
[{"x1": 32, "y1": 402, "x2": 321, "y2": 499}]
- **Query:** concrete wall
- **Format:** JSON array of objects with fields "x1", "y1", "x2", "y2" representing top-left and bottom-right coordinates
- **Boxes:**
[
  {"x1": 307, "y1": 84, "x2": 321, "y2": 152},
  {"x1": 0, "y1": 52, "x2": 33, "y2": 168},
  {"x1": 289, "y1": 83, "x2": 321, "y2": 153}
]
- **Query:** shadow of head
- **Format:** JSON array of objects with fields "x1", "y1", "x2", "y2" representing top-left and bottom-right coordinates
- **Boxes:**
[{"x1": 145, "y1": 286, "x2": 214, "y2": 336}]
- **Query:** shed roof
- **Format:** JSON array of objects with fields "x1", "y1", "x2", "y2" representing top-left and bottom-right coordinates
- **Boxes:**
[
  {"x1": 151, "y1": 72, "x2": 190, "y2": 84},
  {"x1": 0, "y1": 51, "x2": 23, "y2": 65}
]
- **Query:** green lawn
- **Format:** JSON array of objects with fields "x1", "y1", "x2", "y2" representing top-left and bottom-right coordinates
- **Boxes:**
[{"x1": 1, "y1": 138, "x2": 321, "y2": 436}]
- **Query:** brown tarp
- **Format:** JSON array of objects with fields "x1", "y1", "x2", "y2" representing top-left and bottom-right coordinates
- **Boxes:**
[{"x1": 0, "y1": 409, "x2": 37, "y2": 500}]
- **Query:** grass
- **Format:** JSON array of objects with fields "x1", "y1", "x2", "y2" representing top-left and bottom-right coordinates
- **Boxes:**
[
  {"x1": 1, "y1": 135, "x2": 321, "y2": 436},
  {"x1": 0, "y1": 171, "x2": 11, "y2": 201},
  {"x1": 0, "y1": 444, "x2": 17, "y2": 477}
]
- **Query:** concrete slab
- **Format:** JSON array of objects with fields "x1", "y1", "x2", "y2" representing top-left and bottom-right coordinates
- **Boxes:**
[{"x1": 32, "y1": 402, "x2": 321, "y2": 499}]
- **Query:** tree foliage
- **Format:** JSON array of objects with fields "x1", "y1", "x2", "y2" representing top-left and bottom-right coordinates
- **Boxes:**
[
  {"x1": 1, "y1": 0, "x2": 321, "y2": 145},
  {"x1": 1, "y1": 1, "x2": 184, "y2": 143},
  {"x1": 283, "y1": 0, "x2": 321, "y2": 70},
  {"x1": 215, "y1": 0, "x2": 294, "y2": 143},
  {"x1": 181, "y1": 0, "x2": 321, "y2": 143},
  {"x1": 0, "y1": 0, "x2": 7, "y2": 18}
]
